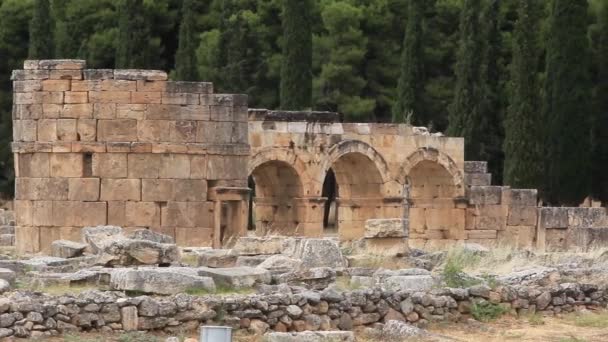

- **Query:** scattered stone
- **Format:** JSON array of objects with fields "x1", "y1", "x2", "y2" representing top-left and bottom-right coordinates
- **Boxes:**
[
  {"x1": 382, "y1": 320, "x2": 426, "y2": 339},
  {"x1": 82, "y1": 226, "x2": 124, "y2": 253},
  {"x1": 128, "y1": 229, "x2": 174, "y2": 244},
  {"x1": 285, "y1": 239, "x2": 346, "y2": 268},
  {"x1": 263, "y1": 331, "x2": 355, "y2": 342},
  {"x1": 98, "y1": 239, "x2": 180, "y2": 266},
  {"x1": 0, "y1": 279, "x2": 10, "y2": 293},
  {"x1": 233, "y1": 236, "x2": 285, "y2": 255},
  {"x1": 257, "y1": 255, "x2": 302, "y2": 274},
  {"x1": 198, "y1": 267, "x2": 271, "y2": 289},
  {"x1": 197, "y1": 249, "x2": 238, "y2": 268},
  {"x1": 364, "y1": 219, "x2": 408, "y2": 238},
  {"x1": 275, "y1": 267, "x2": 336, "y2": 290},
  {"x1": 383, "y1": 275, "x2": 435, "y2": 292},
  {"x1": 236, "y1": 255, "x2": 268, "y2": 267},
  {"x1": 110, "y1": 268, "x2": 215, "y2": 295},
  {"x1": 0, "y1": 268, "x2": 15, "y2": 285},
  {"x1": 51, "y1": 240, "x2": 88, "y2": 259},
  {"x1": 498, "y1": 267, "x2": 560, "y2": 286}
]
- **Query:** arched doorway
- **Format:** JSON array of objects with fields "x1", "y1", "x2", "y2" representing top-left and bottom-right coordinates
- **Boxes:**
[
  {"x1": 322, "y1": 168, "x2": 337, "y2": 234},
  {"x1": 249, "y1": 160, "x2": 304, "y2": 235}
]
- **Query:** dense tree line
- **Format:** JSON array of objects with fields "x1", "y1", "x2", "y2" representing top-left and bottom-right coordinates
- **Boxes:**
[{"x1": 0, "y1": 0, "x2": 606, "y2": 206}]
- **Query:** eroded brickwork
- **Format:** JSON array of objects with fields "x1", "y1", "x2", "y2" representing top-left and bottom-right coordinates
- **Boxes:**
[{"x1": 11, "y1": 60, "x2": 249, "y2": 253}]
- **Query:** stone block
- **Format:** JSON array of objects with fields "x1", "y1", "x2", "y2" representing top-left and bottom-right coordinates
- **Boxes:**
[
  {"x1": 472, "y1": 205, "x2": 507, "y2": 230},
  {"x1": 51, "y1": 240, "x2": 87, "y2": 258},
  {"x1": 61, "y1": 103, "x2": 94, "y2": 118},
  {"x1": 39, "y1": 59, "x2": 86, "y2": 70},
  {"x1": 169, "y1": 120, "x2": 197, "y2": 143},
  {"x1": 121, "y1": 306, "x2": 138, "y2": 331},
  {"x1": 89, "y1": 91, "x2": 131, "y2": 103},
  {"x1": 190, "y1": 155, "x2": 207, "y2": 179},
  {"x1": 464, "y1": 173, "x2": 492, "y2": 186},
  {"x1": 207, "y1": 155, "x2": 248, "y2": 180},
  {"x1": 18, "y1": 153, "x2": 50, "y2": 178},
  {"x1": 116, "y1": 104, "x2": 146, "y2": 119},
  {"x1": 197, "y1": 266, "x2": 271, "y2": 289},
  {"x1": 159, "y1": 154, "x2": 190, "y2": 178},
  {"x1": 125, "y1": 202, "x2": 160, "y2": 227},
  {"x1": 364, "y1": 218, "x2": 408, "y2": 238},
  {"x1": 136, "y1": 120, "x2": 170, "y2": 142},
  {"x1": 468, "y1": 186, "x2": 503, "y2": 205},
  {"x1": 189, "y1": 202, "x2": 215, "y2": 227},
  {"x1": 107, "y1": 201, "x2": 126, "y2": 226},
  {"x1": 114, "y1": 69, "x2": 167, "y2": 81},
  {"x1": 174, "y1": 179, "x2": 207, "y2": 202},
  {"x1": 14, "y1": 104, "x2": 42, "y2": 119},
  {"x1": 64, "y1": 91, "x2": 88, "y2": 104},
  {"x1": 161, "y1": 202, "x2": 192, "y2": 227},
  {"x1": 127, "y1": 154, "x2": 161, "y2": 178},
  {"x1": 97, "y1": 119, "x2": 138, "y2": 142},
  {"x1": 68, "y1": 178, "x2": 100, "y2": 201},
  {"x1": 100, "y1": 179, "x2": 141, "y2": 201},
  {"x1": 142, "y1": 179, "x2": 174, "y2": 202},
  {"x1": 52, "y1": 201, "x2": 107, "y2": 227},
  {"x1": 175, "y1": 227, "x2": 212, "y2": 247},
  {"x1": 16, "y1": 226, "x2": 40, "y2": 254},
  {"x1": 13, "y1": 120, "x2": 37, "y2": 142},
  {"x1": 77, "y1": 119, "x2": 97, "y2": 141},
  {"x1": 509, "y1": 189, "x2": 537, "y2": 206},
  {"x1": 466, "y1": 230, "x2": 497, "y2": 239},
  {"x1": 11, "y1": 69, "x2": 49, "y2": 80},
  {"x1": 14, "y1": 200, "x2": 33, "y2": 226},
  {"x1": 14, "y1": 80, "x2": 42, "y2": 92},
  {"x1": 92, "y1": 153, "x2": 127, "y2": 178},
  {"x1": 197, "y1": 249, "x2": 238, "y2": 268},
  {"x1": 136, "y1": 80, "x2": 166, "y2": 92},
  {"x1": 146, "y1": 104, "x2": 211, "y2": 121},
  {"x1": 93, "y1": 103, "x2": 115, "y2": 119},
  {"x1": 33, "y1": 200, "x2": 53, "y2": 226},
  {"x1": 539, "y1": 207, "x2": 568, "y2": 229},
  {"x1": 464, "y1": 161, "x2": 487, "y2": 173},
  {"x1": 508, "y1": 206, "x2": 538, "y2": 226},
  {"x1": 132, "y1": 92, "x2": 161, "y2": 104},
  {"x1": 196, "y1": 121, "x2": 233, "y2": 144},
  {"x1": 161, "y1": 92, "x2": 199, "y2": 105},
  {"x1": 37, "y1": 119, "x2": 57, "y2": 141},
  {"x1": 110, "y1": 268, "x2": 214, "y2": 295},
  {"x1": 56, "y1": 119, "x2": 77, "y2": 141},
  {"x1": 15, "y1": 178, "x2": 69, "y2": 200},
  {"x1": 566, "y1": 208, "x2": 608, "y2": 228}
]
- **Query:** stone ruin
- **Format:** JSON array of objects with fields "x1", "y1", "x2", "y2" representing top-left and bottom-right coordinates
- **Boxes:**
[{"x1": 0, "y1": 59, "x2": 607, "y2": 340}]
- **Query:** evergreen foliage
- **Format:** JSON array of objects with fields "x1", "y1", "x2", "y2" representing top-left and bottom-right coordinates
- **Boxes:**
[
  {"x1": 447, "y1": 0, "x2": 485, "y2": 159},
  {"x1": 52, "y1": 0, "x2": 71, "y2": 58},
  {"x1": 592, "y1": 3, "x2": 608, "y2": 203},
  {"x1": 175, "y1": 0, "x2": 199, "y2": 81},
  {"x1": 543, "y1": 0, "x2": 592, "y2": 205},
  {"x1": 115, "y1": 0, "x2": 151, "y2": 69},
  {"x1": 29, "y1": 0, "x2": 53, "y2": 59},
  {"x1": 280, "y1": 0, "x2": 312, "y2": 110},
  {"x1": 392, "y1": 0, "x2": 425, "y2": 124},
  {"x1": 503, "y1": 0, "x2": 543, "y2": 189}
]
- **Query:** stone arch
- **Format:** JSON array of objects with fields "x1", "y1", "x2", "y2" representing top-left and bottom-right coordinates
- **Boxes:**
[
  {"x1": 248, "y1": 149, "x2": 309, "y2": 236},
  {"x1": 398, "y1": 147, "x2": 464, "y2": 195}
]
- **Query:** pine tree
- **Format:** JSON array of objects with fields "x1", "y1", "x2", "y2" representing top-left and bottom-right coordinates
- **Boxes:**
[
  {"x1": 592, "y1": 3, "x2": 608, "y2": 203},
  {"x1": 480, "y1": 0, "x2": 504, "y2": 183},
  {"x1": 29, "y1": 0, "x2": 53, "y2": 59},
  {"x1": 446, "y1": 0, "x2": 484, "y2": 158},
  {"x1": 175, "y1": 0, "x2": 199, "y2": 81},
  {"x1": 543, "y1": 0, "x2": 592, "y2": 205},
  {"x1": 392, "y1": 0, "x2": 425, "y2": 124},
  {"x1": 115, "y1": 0, "x2": 151, "y2": 69},
  {"x1": 52, "y1": 0, "x2": 72, "y2": 58},
  {"x1": 280, "y1": 0, "x2": 312, "y2": 110},
  {"x1": 503, "y1": 0, "x2": 543, "y2": 189}
]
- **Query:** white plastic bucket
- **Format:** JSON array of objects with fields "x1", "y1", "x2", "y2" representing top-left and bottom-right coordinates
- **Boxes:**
[{"x1": 200, "y1": 325, "x2": 232, "y2": 342}]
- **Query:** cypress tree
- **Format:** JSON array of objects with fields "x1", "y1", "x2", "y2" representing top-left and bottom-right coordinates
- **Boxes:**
[
  {"x1": 175, "y1": 0, "x2": 199, "y2": 81},
  {"x1": 115, "y1": 0, "x2": 151, "y2": 69},
  {"x1": 29, "y1": 0, "x2": 54, "y2": 59},
  {"x1": 446, "y1": 0, "x2": 484, "y2": 159},
  {"x1": 503, "y1": 0, "x2": 543, "y2": 189},
  {"x1": 280, "y1": 0, "x2": 312, "y2": 110},
  {"x1": 543, "y1": 0, "x2": 592, "y2": 205},
  {"x1": 52, "y1": 0, "x2": 73, "y2": 58},
  {"x1": 392, "y1": 0, "x2": 425, "y2": 124},
  {"x1": 592, "y1": 4, "x2": 608, "y2": 203}
]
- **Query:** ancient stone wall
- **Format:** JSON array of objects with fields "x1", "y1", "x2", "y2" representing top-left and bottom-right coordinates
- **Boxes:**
[
  {"x1": 0, "y1": 282, "x2": 604, "y2": 338},
  {"x1": 11, "y1": 60, "x2": 250, "y2": 254},
  {"x1": 0, "y1": 209, "x2": 15, "y2": 246}
]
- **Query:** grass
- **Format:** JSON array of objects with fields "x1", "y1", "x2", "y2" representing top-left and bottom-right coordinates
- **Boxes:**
[
  {"x1": 470, "y1": 301, "x2": 508, "y2": 322},
  {"x1": 185, "y1": 284, "x2": 254, "y2": 296},
  {"x1": 180, "y1": 253, "x2": 199, "y2": 267},
  {"x1": 566, "y1": 311, "x2": 608, "y2": 328},
  {"x1": 441, "y1": 247, "x2": 483, "y2": 288},
  {"x1": 526, "y1": 313, "x2": 545, "y2": 326}
]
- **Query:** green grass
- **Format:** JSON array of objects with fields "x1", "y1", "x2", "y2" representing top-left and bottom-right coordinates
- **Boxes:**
[
  {"x1": 441, "y1": 247, "x2": 483, "y2": 288},
  {"x1": 566, "y1": 311, "x2": 608, "y2": 328},
  {"x1": 470, "y1": 301, "x2": 508, "y2": 322},
  {"x1": 180, "y1": 253, "x2": 198, "y2": 266}
]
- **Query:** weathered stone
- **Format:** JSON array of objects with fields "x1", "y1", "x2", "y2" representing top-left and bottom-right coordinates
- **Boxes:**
[
  {"x1": 51, "y1": 240, "x2": 88, "y2": 258},
  {"x1": 263, "y1": 331, "x2": 355, "y2": 342},
  {"x1": 197, "y1": 249, "x2": 238, "y2": 268},
  {"x1": 364, "y1": 218, "x2": 408, "y2": 238},
  {"x1": 0, "y1": 269, "x2": 16, "y2": 286},
  {"x1": 257, "y1": 255, "x2": 303, "y2": 274},
  {"x1": 382, "y1": 320, "x2": 426, "y2": 339},
  {"x1": 197, "y1": 267, "x2": 271, "y2": 289},
  {"x1": 0, "y1": 280, "x2": 9, "y2": 294},
  {"x1": 383, "y1": 275, "x2": 435, "y2": 292},
  {"x1": 233, "y1": 236, "x2": 285, "y2": 255},
  {"x1": 284, "y1": 239, "x2": 346, "y2": 268},
  {"x1": 128, "y1": 229, "x2": 174, "y2": 244},
  {"x1": 82, "y1": 226, "x2": 124, "y2": 253},
  {"x1": 121, "y1": 306, "x2": 138, "y2": 331},
  {"x1": 98, "y1": 239, "x2": 180, "y2": 266},
  {"x1": 110, "y1": 268, "x2": 215, "y2": 295}
]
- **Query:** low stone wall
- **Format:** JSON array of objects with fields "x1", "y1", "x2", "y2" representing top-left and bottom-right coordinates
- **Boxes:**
[
  {"x1": 0, "y1": 209, "x2": 15, "y2": 246},
  {"x1": 0, "y1": 281, "x2": 605, "y2": 339}
]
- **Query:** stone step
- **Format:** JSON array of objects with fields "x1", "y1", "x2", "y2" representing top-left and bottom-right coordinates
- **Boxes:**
[
  {"x1": 464, "y1": 161, "x2": 488, "y2": 174},
  {"x1": 464, "y1": 172, "x2": 492, "y2": 186}
]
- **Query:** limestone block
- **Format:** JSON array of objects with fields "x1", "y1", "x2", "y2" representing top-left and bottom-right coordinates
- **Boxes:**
[
  {"x1": 166, "y1": 81, "x2": 212, "y2": 94},
  {"x1": 52, "y1": 201, "x2": 107, "y2": 227},
  {"x1": 197, "y1": 249, "x2": 238, "y2": 268},
  {"x1": 64, "y1": 92, "x2": 88, "y2": 104},
  {"x1": 121, "y1": 306, "x2": 138, "y2": 331},
  {"x1": 189, "y1": 201, "x2": 214, "y2": 227},
  {"x1": 114, "y1": 69, "x2": 168, "y2": 81},
  {"x1": 13, "y1": 120, "x2": 37, "y2": 142},
  {"x1": 92, "y1": 153, "x2": 127, "y2": 178},
  {"x1": 136, "y1": 120, "x2": 170, "y2": 142},
  {"x1": 161, "y1": 92, "x2": 199, "y2": 105},
  {"x1": 56, "y1": 119, "x2": 77, "y2": 141},
  {"x1": 127, "y1": 154, "x2": 161, "y2": 178},
  {"x1": 77, "y1": 119, "x2": 97, "y2": 141},
  {"x1": 159, "y1": 154, "x2": 190, "y2": 178},
  {"x1": 49, "y1": 69, "x2": 82, "y2": 80},
  {"x1": 14, "y1": 200, "x2": 33, "y2": 226},
  {"x1": 82, "y1": 69, "x2": 113, "y2": 80},
  {"x1": 61, "y1": 103, "x2": 94, "y2": 118},
  {"x1": 93, "y1": 103, "x2": 116, "y2": 119},
  {"x1": 37, "y1": 119, "x2": 57, "y2": 141},
  {"x1": 107, "y1": 142, "x2": 131, "y2": 153},
  {"x1": 15, "y1": 178, "x2": 69, "y2": 200},
  {"x1": 207, "y1": 155, "x2": 247, "y2": 180},
  {"x1": 196, "y1": 121, "x2": 233, "y2": 144},
  {"x1": 146, "y1": 104, "x2": 210, "y2": 121},
  {"x1": 507, "y1": 206, "x2": 538, "y2": 226},
  {"x1": 110, "y1": 268, "x2": 214, "y2": 295},
  {"x1": 174, "y1": 179, "x2": 207, "y2": 202},
  {"x1": 89, "y1": 91, "x2": 131, "y2": 103},
  {"x1": 100, "y1": 179, "x2": 141, "y2": 201},
  {"x1": 18, "y1": 153, "x2": 50, "y2": 178},
  {"x1": 175, "y1": 227, "x2": 212, "y2": 247},
  {"x1": 68, "y1": 178, "x2": 100, "y2": 201},
  {"x1": 71, "y1": 142, "x2": 106, "y2": 153},
  {"x1": 539, "y1": 207, "x2": 568, "y2": 229},
  {"x1": 42, "y1": 104, "x2": 62, "y2": 118},
  {"x1": 142, "y1": 179, "x2": 174, "y2": 202},
  {"x1": 11, "y1": 69, "x2": 50, "y2": 80},
  {"x1": 131, "y1": 142, "x2": 152, "y2": 152},
  {"x1": 97, "y1": 119, "x2": 138, "y2": 142},
  {"x1": 33, "y1": 200, "x2": 53, "y2": 226},
  {"x1": 74, "y1": 79, "x2": 137, "y2": 91},
  {"x1": 136, "y1": 80, "x2": 166, "y2": 92},
  {"x1": 197, "y1": 266, "x2": 271, "y2": 288},
  {"x1": 169, "y1": 120, "x2": 197, "y2": 143},
  {"x1": 116, "y1": 104, "x2": 146, "y2": 120},
  {"x1": 49, "y1": 153, "x2": 83, "y2": 177},
  {"x1": 546, "y1": 229, "x2": 568, "y2": 251},
  {"x1": 108, "y1": 201, "x2": 126, "y2": 226},
  {"x1": 464, "y1": 173, "x2": 491, "y2": 186},
  {"x1": 125, "y1": 202, "x2": 160, "y2": 227},
  {"x1": 472, "y1": 205, "x2": 507, "y2": 230},
  {"x1": 566, "y1": 208, "x2": 608, "y2": 228},
  {"x1": 190, "y1": 155, "x2": 207, "y2": 178},
  {"x1": 52, "y1": 142, "x2": 72, "y2": 152},
  {"x1": 509, "y1": 189, "x2": 537, "y2": 206},
  {"x1": 14, "y1": 104, "x2": 42, "y2": 119},
  {"x1": 14, "y1": 80, "x2": 42, "y2": 92},
  {"x1": 464, "y1": 161, "x2": 487, "y2": 173},
  {"x1": 566, "y1": 227, "x2": 608, "y2": 251},
  {"x1": 364, "y1": 218, "x2": 408, "y2": 238},
  {"x1": 161, "y1": 202, "x2": 192, "y2": 227},
  {"x1": 38, "y1": 59, "x2": 86, "y2": 70},
  {"x1": 468, "y1": 186, "x2": 502, "y2": 205},
  {"x1": 466, "y1": 230, "x2": 497, "y2": 239},
  {"x1": 51, "y1": 240, "x2": 87, "y2": 258},
  {"x1": 15, "y1": 226, "x2": 40, "y2": 254}
]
